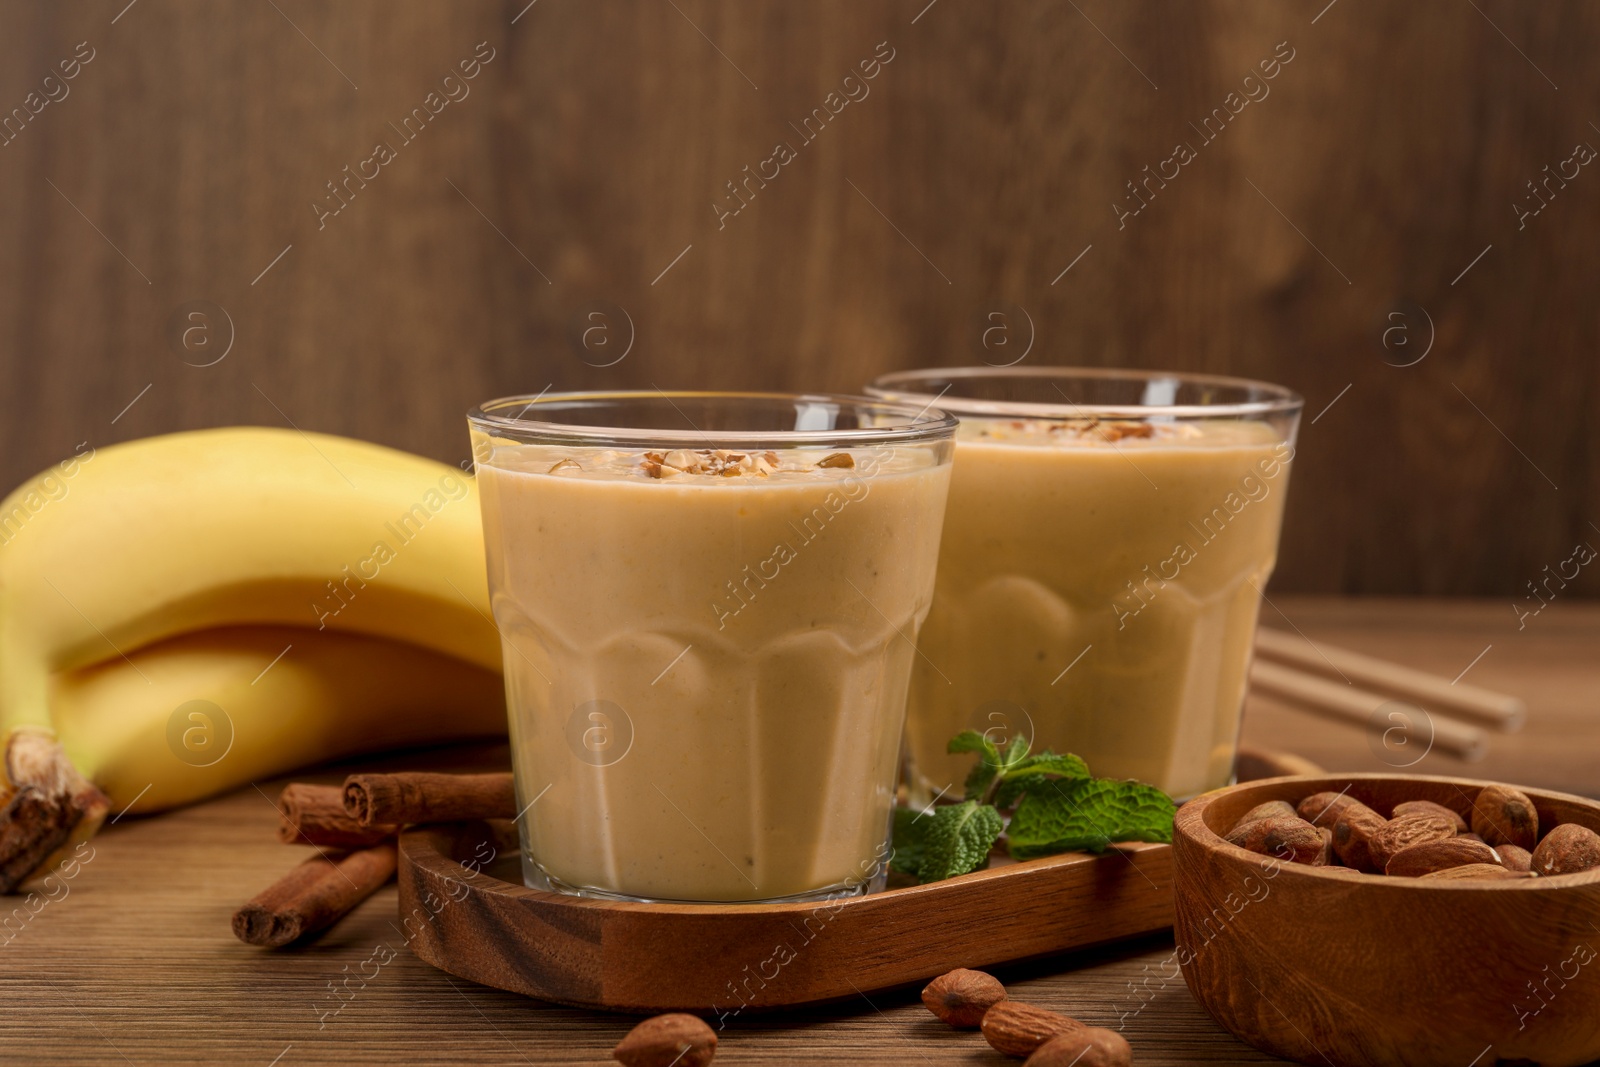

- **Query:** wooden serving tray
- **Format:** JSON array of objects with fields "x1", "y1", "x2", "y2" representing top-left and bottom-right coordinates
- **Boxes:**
[{"x1": 397, "y1": 819, "x2": 1172, "y2": 1014}]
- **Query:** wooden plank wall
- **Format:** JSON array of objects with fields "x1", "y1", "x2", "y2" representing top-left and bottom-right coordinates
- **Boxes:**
[{"x1": 0, "y1": 0, "x2": 1595, "y2": 595}]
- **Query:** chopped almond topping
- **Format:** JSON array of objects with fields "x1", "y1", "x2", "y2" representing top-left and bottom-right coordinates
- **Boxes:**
[
  {"x1": 662, "y1": 449, "x2": 702, "y2": 473},
  {"x1": 817, "y1": 452, "x2": 855, "y2": 469},
  {"x1": 547, "y1": 458, "x2": 583, "y2": 474},
  {"x1": 1095, "y1": 422, "x2": 1155, "y2": 442},
  {"x1": 974, "y1": 418, "x2": 1187, "y2": 444},
  {"x1": 638, "y1": 447, "x2": 786, "y2": 478}
]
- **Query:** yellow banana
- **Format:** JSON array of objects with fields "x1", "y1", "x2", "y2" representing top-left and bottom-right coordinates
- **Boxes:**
[
  {"x1": 52, "y1": 626, "x2": 506, "y2": 814},
  {"x1": 1, "y1": 426, "x2": 499, "y2": 726},
  {"x1": 0, "y1": 428, "x2": 507, "y2": 889}
]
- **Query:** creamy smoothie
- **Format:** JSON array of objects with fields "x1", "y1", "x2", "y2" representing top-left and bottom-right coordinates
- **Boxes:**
[
  {"x1": 471, "y1": 433, "x2": 951, "y2": 902},
  {"x1": 905, "y1": 417, "x2": 1293, "y2": 800}
]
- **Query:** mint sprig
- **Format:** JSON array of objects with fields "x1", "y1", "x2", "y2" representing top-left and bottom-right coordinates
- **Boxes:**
[
  {"x1": 948, "y1": 729, "x2": 1004, "y2": 799},
  {"x1": 1007, "y1": 777, "x2": 1176, "y2": 858},
  {"x1": 891, "y1": 800, "x2": 1004, "y2": 883},
  {"x1": 890, "y1": 733, "x2": 1175, "y2": 883}
]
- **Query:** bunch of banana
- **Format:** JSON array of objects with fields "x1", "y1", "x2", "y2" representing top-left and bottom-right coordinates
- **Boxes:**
[{"x1": 0, "y1": 428, "x2": 508, "y2": 890}]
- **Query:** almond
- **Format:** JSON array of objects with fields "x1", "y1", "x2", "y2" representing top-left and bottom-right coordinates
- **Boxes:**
[
  {"x1": 661, "y1": 449, "x2": 700, "y2": 472},
  {"x1": 981, "y1": 1001, "x2": 1084, "y2": 1057},
  {"x1": 1368, "y1": 813, "x2": 1459, "y2": 870},
  {"x1": 1498, "y1": 843, "x2": 1533, "y2": 873},
  {"x1": 1331, "y1": 804, "x2": 1389, "y2": 872},
  {"x1": 1385, "y1": 836, "x2": 1501, "y2": 877},
  {"x1": 1419, "y1": 863, "x2": 1532, "y2": 881},
  {"x1": 1471, "y1": 784, "x2": 1539, "y2": 851},
  {"x1": 921, "y1": 968, "x2": 1007, "y2": 1029},
  {"x1": 1231, "y1": 800, "x2": 1297, "y2": 832},
  {"x1": 1391, "y1": 799, "x2": 1468, "y2": 833},
  {"x1": 1025, "y1": 1026, "x2": 1133, "y2": 1066},
  {"x1": 1224, "y1": 815, "x2": 1326, "y2": 865},
  {"x1": 613, "y1": 1013, "x2": 716, "y2": 1067},
  {"x1": 1531, "y1": 823, "x2": 1600, "y2": 876},
  {"x1": 1297, "y1": 791, "x2": 1373, "y2": 829}
]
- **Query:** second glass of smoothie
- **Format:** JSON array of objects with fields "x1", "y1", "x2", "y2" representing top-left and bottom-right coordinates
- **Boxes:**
[
  {"x1": 468, "y1": 392, "x2": 955, "y2": 903},
  {"x1": 867, "y1": 368, "x2": 1301, "y2": 801}
]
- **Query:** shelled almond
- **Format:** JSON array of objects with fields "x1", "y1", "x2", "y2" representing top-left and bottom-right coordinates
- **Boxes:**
[
  {"x1": 1224, "y1": 815, "x2": 1326, "y2": 865},
  {"x1": 1420, "y1": 863, "x2": 1533, "y2": 881},
  {"x1": 1222, "y1": 783, "x2": 1600, "y2": 881},
  {"x1": 981, "y1": 1002, "x2": 1084, "y2": 1057},
  {"x1": 1236, "y1": 800, "x2": 1297, "y2": 825},
  {"x1": 1330, "y1": 802, "x2": 1388, "y2": 872},
  {"x1": 1367, "y1": 813, "x2": 1459, "y2": 870},
  {"x1": 613, "y1": 1014, "x2": 716, "y2": 1067},
  {"x1": 1385, "y1": 837, "x2": 1500, "y2": 877},
  {"x1": 1531, "y1": 823, "x2": 1600, "y2": 876},
  {"x1": 921, "y1": 968, "x2": 1007, "y2": 1028},
  {"x1": 1471, "y1": 784, "x2": 1540, "y2": 850},
  {"x1": 1025, "y1": 1027, "x2": 1133, "y2": 1066},
  {"x1": 920, "y1": 968, "x2": 1135, "y2": 1062},
  {"x1": 1296, "y1": 791, "x2": 1359, "y2": 828},
  {"x1": 1391, "y1": 799, "x2": 1468, "y2": 833},
  {"x1": 1497, "y1": 844, "x2": 1533, "y2": 872}
]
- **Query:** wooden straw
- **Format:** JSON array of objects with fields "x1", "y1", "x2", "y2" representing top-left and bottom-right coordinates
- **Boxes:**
[
  {"x1": 1249, "y1": 660, "x2": 1488, "y2": 762},
  {"x1": 1255, "y1": 626, "x2": 1525, "y2": 733}
]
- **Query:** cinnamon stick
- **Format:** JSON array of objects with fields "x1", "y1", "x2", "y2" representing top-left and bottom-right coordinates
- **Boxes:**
[
  {"x1": 278, "y1": 783, "x2": 396, "y2": 848},
  {"x1": 342, "y1": 772, "x2": 516, "y2": 827},
  {"x1": 232, "y1": 843, "x2": 397, "y2": 948}
]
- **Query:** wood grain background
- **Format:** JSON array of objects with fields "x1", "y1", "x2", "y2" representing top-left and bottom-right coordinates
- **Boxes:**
[{"x1": 1, "y1": 0, "x2": 1595, "y2": 596}]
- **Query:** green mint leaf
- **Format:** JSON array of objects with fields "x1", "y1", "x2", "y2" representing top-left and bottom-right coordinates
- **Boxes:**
[
  {"x1": 1006, "y1": 777, "x2": 1175, "y2": 859},
  {"x1": 1008, "y1": 751, "x2": 1091, "y2": 781},
  {"x1": 995, "y1": 772, "x2": 1056, "y2": 810},
  {"x1": 1000, "y1": 733, "x2": 1032, "y2": 769},
  {"x1": 991, "y1": 751, "x2": 1090, "y2": 810},
  {"x1": 915, "y1": 800, "x2": 1004, "y2": 882},
  {"x1": 950, "y1": 729, "x2": 1003, "y2": 800},
  {"x1": 948, "y1": 729, "x2": 999, "y2": 761},
  {"x1": 994, "y1": 772, "x2": 1046, "y2": 810},
  {"x1": 890, "y1": 806, "x2": 929, "y2": 876},
  {"x1": 964, "y1": 759, "x2": 999, "y2": 801}
]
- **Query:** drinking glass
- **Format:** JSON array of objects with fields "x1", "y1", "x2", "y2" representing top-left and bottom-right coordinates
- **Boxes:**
[
  {"x1": 468, "y1": 391, "x2": 956, "y2": 902},
  {"x1": 866, "y1": 368, "x2": 1302, "y2": 801}
]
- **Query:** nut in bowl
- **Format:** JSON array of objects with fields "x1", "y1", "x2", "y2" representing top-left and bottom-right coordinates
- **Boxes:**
[{"x1": 1172, "y1": 774, "x2": 1600, "y2": 1067}]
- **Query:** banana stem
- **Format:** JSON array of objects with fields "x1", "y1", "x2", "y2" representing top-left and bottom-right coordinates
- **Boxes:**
[{"x1": 0, "y1": 729, "x2": 109, "y2": 892}]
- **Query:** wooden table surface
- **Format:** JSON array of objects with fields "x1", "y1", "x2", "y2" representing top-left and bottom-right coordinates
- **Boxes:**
[{"x1": 6, "y1": 598, "x2": 1597, "y2": 1066}]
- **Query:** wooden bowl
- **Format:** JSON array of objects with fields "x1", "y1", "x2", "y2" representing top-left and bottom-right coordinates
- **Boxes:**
[{"x1": 1173, "y1": 774, "x2": 1600, "y2": 1067}]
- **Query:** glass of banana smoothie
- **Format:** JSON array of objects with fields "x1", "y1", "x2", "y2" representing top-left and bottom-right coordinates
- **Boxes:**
[
  {"x1": 467, "y1": 392, "x2": 955, "y2": 903},
  {"x1": 866, "y1": 368, "x2": 1301, "y2": 802}
]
